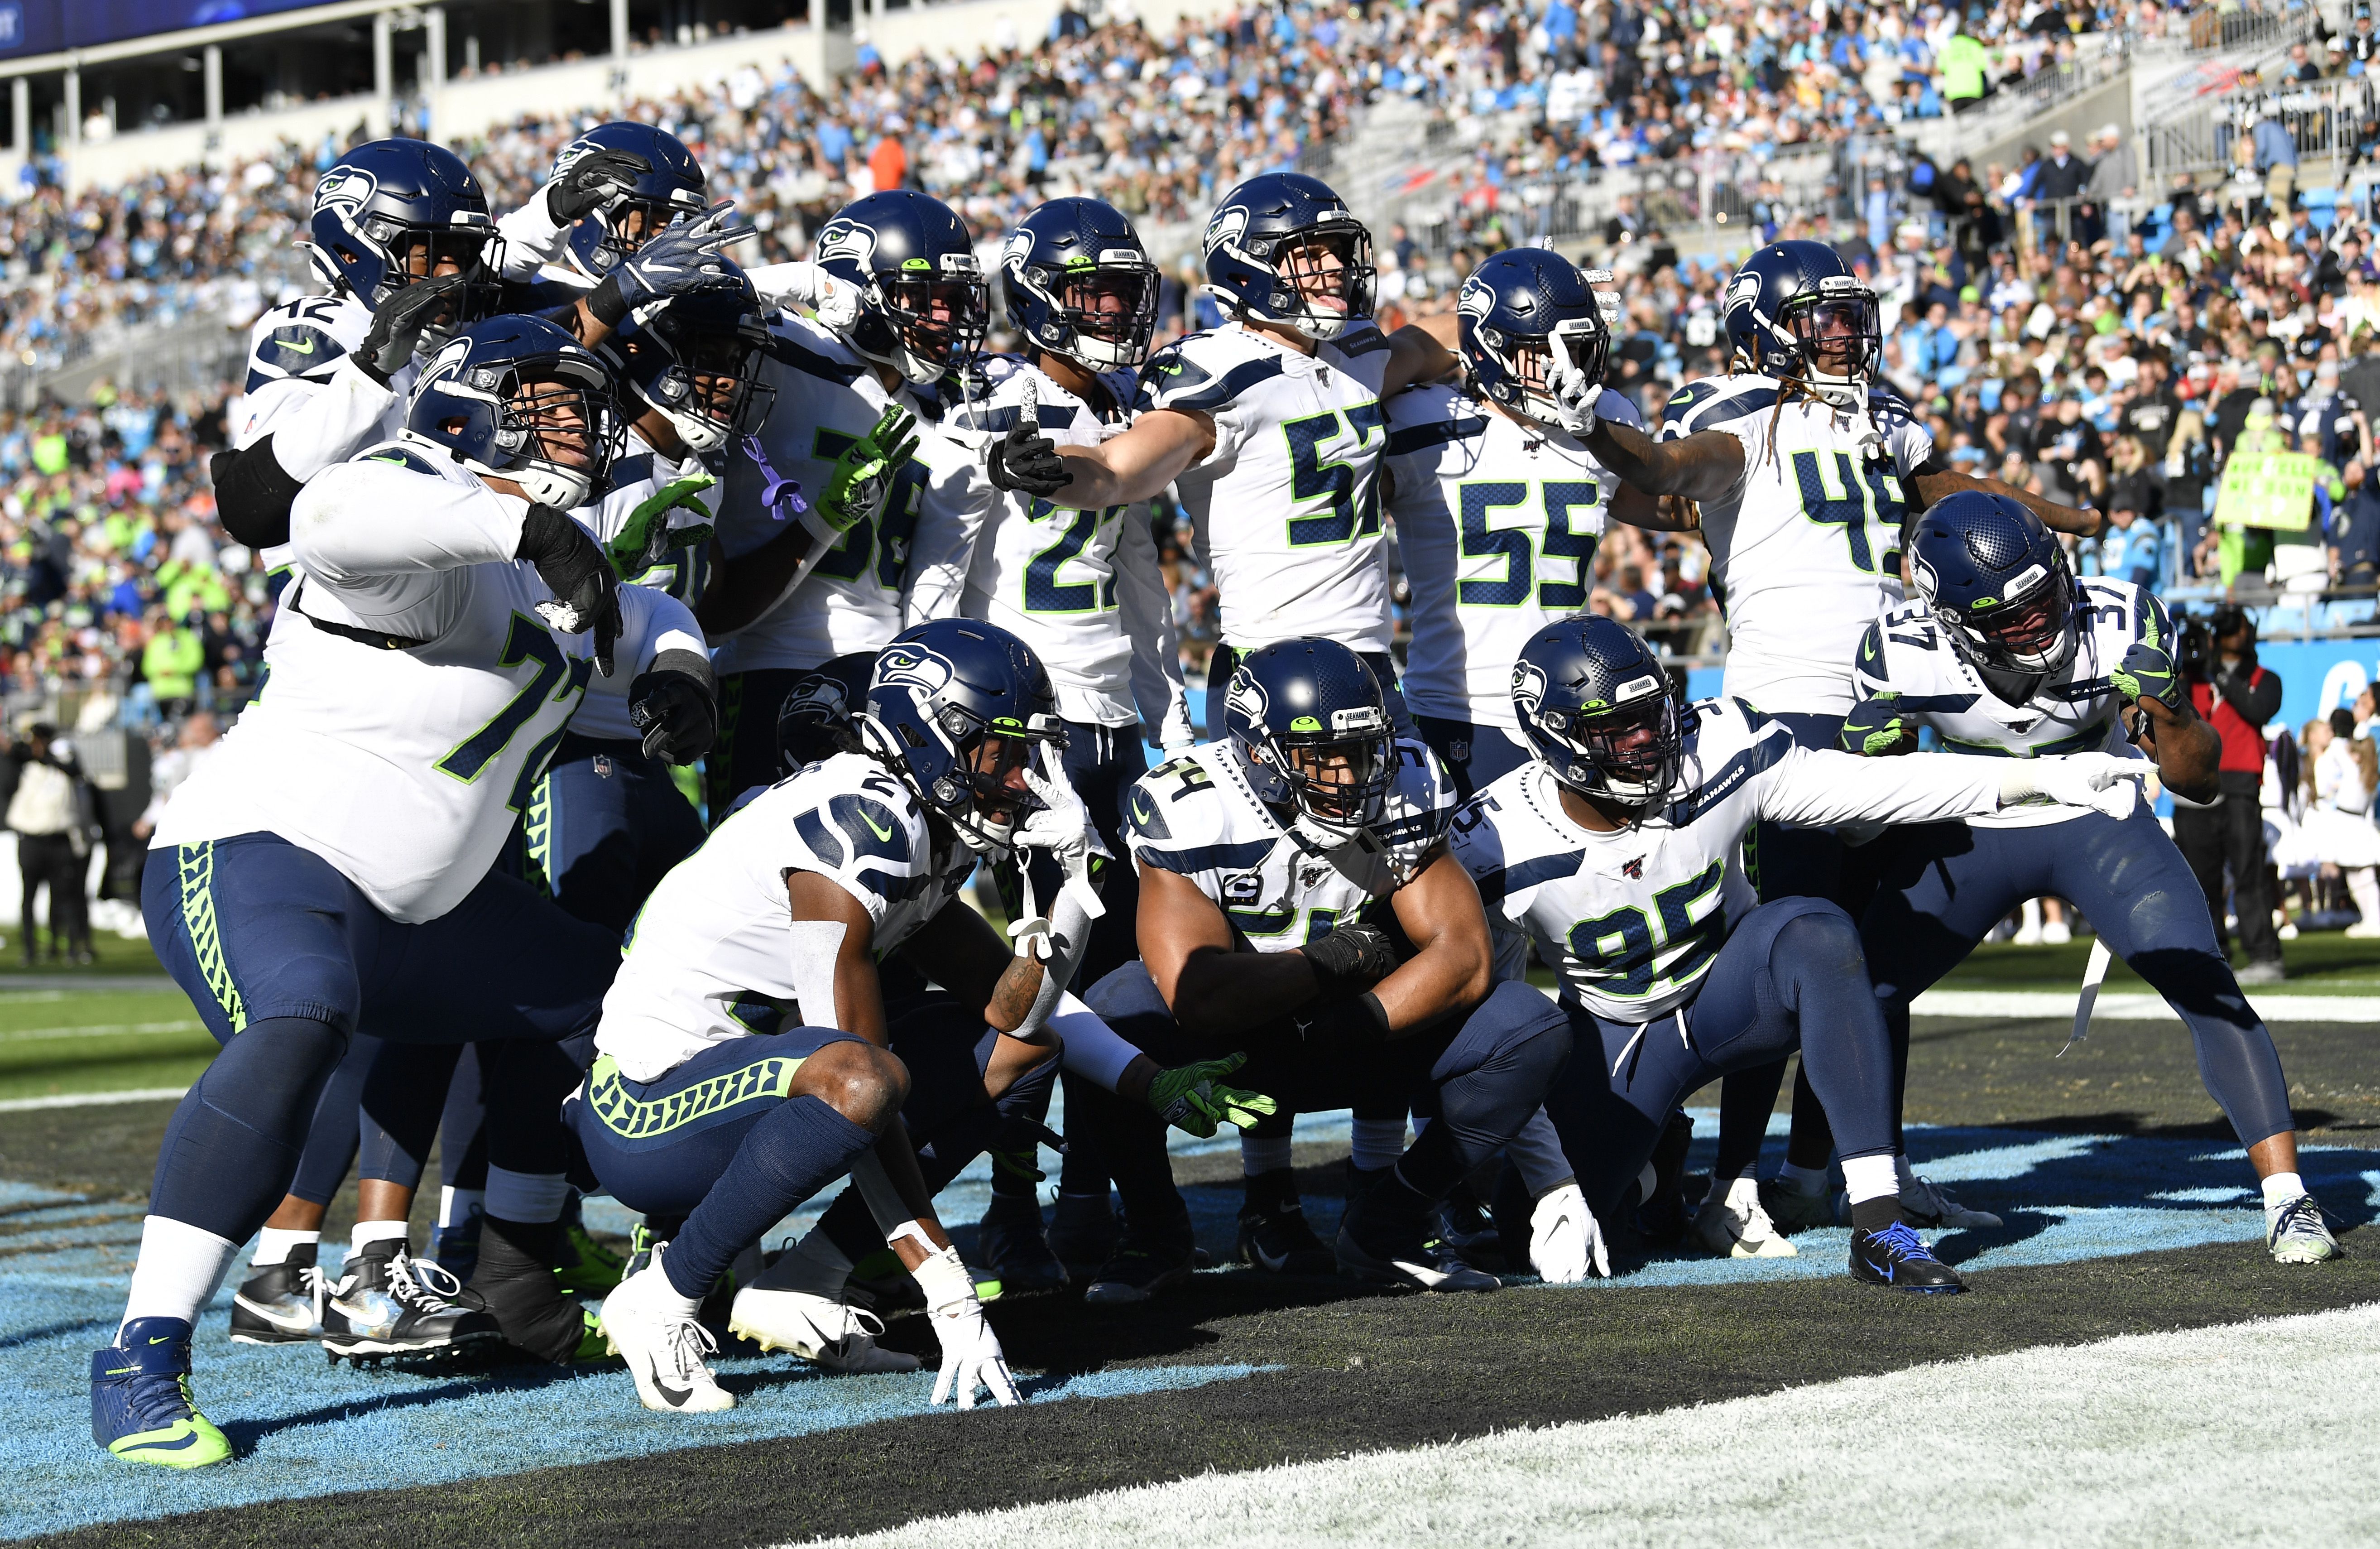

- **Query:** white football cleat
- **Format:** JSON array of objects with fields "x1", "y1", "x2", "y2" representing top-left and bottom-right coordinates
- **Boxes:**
[
  {"x1": 1899, "y1": 1174, "x2": 2001, "y2": 1230},
  {"x1": 601, "y1": 1247, "x2": 733, "y2": 1414},
  {"x1": 1527, "y1": 1184, "x2": 1610, "y2": 1283},
  {"x1": 2041, "y1": 920, "x2": 2072, "y2": 946},
  {"x1": 1690, "y1": 1177, "x2": 1798, "y2": 1258},
  {"x1": 729, "y1": 1286, "x2": 921, "y2": 1373}
]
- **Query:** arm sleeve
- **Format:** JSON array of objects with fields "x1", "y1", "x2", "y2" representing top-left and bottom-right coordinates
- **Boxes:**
[
  {"x1": 495, "y1": 191, "x2": 571, "y2": 281},
  {"x1": 1052, "y1": 992, "x2": 1142, "y2": 1091},
  {"x1": 1114, "y1": 502, "x2": 1195, "y2": 749},
  {"x1": 2225, "y1": 665, "x2": 2284, "y2": 726},
  {"x1": 900, "y1": 432, "x2": 992, "y2": 629},
  {"x1": 1756, "y1": 741, "x2": 2006, "y2": 827},
  {"x1": 292, "y1": 461, "x2": 529, "y2": 593},
  {"x1": 617, "y1": 583, "x2": 708, "y2": 678},
  {"x1": 235, "y1": 362, "x2": 400, "y2": 477}
]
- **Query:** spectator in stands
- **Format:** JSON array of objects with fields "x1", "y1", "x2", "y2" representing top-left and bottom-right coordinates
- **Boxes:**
[
  {"x1": 5, "y1": 721, "x2": 91, "y2": 966},
  {"x1": 2255, "y1": 101, "x2": 2301, "y2": 215},
  {"x1": 2334, "y1": 456, "x2": 2380, "y2": 592}
]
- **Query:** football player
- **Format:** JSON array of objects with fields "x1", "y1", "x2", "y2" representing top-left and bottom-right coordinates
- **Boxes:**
[
  {"x1": 1074, "y1": 639, "x2": 1575, "y2": 1300},
  {"x1": 938, "y1": 197, "x2": 1195, "y2": 1293},
  {"x1": 1567, "y1": 241, "x2": 2107, "y2": 1250},
  {"x1": 581, "y1": 620, "x2": 1274, "y2": 1407},
  {"x1": 494, "y1": 121, "x2": 707, "y2": 301},
  {"x1": 982, "y1": 173, "x2": 1466, "y2": 1259},
  {"x1": 211, "y1": 139, "x2": 501, "y2": 567},
  {"x1": 1448, "y1": 616, "x2": 2147, "y2": 1292},
  {"x1": 695, "y1": 188, "x2": 989, "y2": 813},
  {"x1": 93, "y1": 316, "x2": 715, "y2": 1465},
  {"x1": 1829, "y1": 492, "x2": 2337, "y2": 1264}
]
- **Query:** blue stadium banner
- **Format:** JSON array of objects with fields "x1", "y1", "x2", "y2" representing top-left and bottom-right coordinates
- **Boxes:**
[{"x1": 0, "y1": 0, "x2": 333, "y2": 56}]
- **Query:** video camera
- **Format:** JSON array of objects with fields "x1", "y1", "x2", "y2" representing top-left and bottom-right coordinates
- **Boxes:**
[{"x1": 2174, "y1": 603, "x2": 2250, "y2": 683}]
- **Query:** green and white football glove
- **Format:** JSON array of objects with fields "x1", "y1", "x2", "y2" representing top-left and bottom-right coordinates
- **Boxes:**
[
  {"x1": 1146, "y1": 1052, "x2": 1277, "y2": 1139},
  {"x1": 816, "y1": 403, "x2": 919, "y2": 536}
]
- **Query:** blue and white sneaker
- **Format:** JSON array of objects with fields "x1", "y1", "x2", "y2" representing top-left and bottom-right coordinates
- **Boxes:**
[
  {"x1": 91, "y1": 1317, "x2": 233, "y2": 1467},
  {"x1": 1848, "y1": 1222, "x2": 1965, "y2": 1294},
  {"x1": 2267, "y1": 1195, "x2": 2340, "y2": 1264}
]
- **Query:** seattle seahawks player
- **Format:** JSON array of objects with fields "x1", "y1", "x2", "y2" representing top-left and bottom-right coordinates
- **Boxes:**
[
  {"x1": 696, "y1": 189, "x2": 989, "y2": 814},
  {"x1": 981, "y1": 173, "x2": 1460, "y2": 713},
  {"x1": 581, "y1": 620, "x2": 1273, "y2": 1406},
  {"x1": 1569, "y1": 241, "x2": 2109, "y2": 1244},
  {"x1": 211, "y1": 139, "x2": 500, "y2": 563},
  {"x1": 1387, "y1": 247, "x2": 1664, "y2": 801},
  {"x1": 1448, "y1": 616, "x2": 2147, "y2": 1292},
  {"x1": 941, "y1": 197, "x2": 1195, "y2": 1290},
  {"x1": 495, "y1": 122, "x2": 706, "y2": 298},
  {"x1": 1075, "y1": 639, "x2": 1574, "y2": 1299},
  {"x1": 92, "y1": 316, "x2": 715, "y2": 1467},
  {"x1": 1828, "y1": 492, "x2": 2337, "y2": 1263}
]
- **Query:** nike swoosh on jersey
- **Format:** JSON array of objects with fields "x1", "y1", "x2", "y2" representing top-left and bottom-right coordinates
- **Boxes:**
[
  {"x1": 860, "y1": 810, "x2": 894, "y2": 841},
  {"x1": 274, "y1": 332, "x2": 317, "y2": 354}
]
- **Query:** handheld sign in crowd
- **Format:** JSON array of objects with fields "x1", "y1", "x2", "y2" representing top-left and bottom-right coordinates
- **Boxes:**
[{"x1": 2215, "y1": 449, "x2": 2328, "y2": 532}]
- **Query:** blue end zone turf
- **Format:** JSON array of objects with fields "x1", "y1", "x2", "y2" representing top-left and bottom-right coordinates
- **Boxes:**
[{"x1": 8, "y1": 1104, "x2": 2372, "y2": 1540}]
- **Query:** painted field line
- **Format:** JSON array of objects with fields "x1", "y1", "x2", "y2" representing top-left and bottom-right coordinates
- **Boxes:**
[
  {"x1": 0, "y1": 1021, "x2": 202, "y2": 1043},
  {"x1": 1914, "y1": 988, "x2": 2380, "y2": 1022},
  {"x1": 806, "y1": 1303, "x2": 2380, "y2": 1549},
  {"x1": 0, "y1": 1087, "x2": 188, "y2": 1113}
]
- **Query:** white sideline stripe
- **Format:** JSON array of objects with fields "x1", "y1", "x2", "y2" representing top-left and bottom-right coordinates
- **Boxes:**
[
  {"x1": 800, "y1": 1304, "x2": 2380, "y2": 1549},
  {"x1": 0, "y1": 1020, "x2": 202, "y2": 1043},
  {"x1": 0, "y1": 1086, "x2": 189, "y2": 1112},
  {"x1": 1914, "y1": 988, "x2": 2380, "y2": 1022}
]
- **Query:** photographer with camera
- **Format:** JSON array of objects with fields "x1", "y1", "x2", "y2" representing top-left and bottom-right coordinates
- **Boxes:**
[{"x1": 2172, "y1": 605, "x2": 2287, "y2": 983}]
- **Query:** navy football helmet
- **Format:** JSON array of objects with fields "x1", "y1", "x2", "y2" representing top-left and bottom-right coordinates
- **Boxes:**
[
  {"x1": 405, "y1": 315, "x2": 622, "y2": 510},
  {"x1": 306, "y1": 139, "x2": 500, "y2": 325},
  {"x1": 1224, "y1": 639, "x2": 1395, "y2": 840},
  {"x1": 1456, "y1": 248, "x2": 1610, "y2": 428},
  {"x1": 554, "y1": 122, "x2": 710, "y2": 283},
  {"x1": 813, "y1": 190, "x2": 989, "y2": 385},
  {"x1": 1200, "y1": 173, "x2": 1376, "y2": 342},
  {"x1": 1001, "y1": 197, "x2": 1160, "y2": 370},
  {"x1": 1721, "y1": 240, "x2": 1879, "y2": 405},
  {"x1": 598, "y1": 256, "x2": 773, "y2": 456},
  {"x1": 1513, "y1": 616, "x2": 1684, "y2": 806},
  {"x1": 1908, "y1": 491, "x2": 2081, "y2": 678},
  {"x1": 860, "y1": 619, "x2": 1066, "y2": 853}
]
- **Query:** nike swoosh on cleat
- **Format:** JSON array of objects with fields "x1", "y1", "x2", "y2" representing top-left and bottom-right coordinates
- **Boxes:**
[
  {"x1": 1251, "y1": 1243, "x2": 1290, "y2": 1272},
  {"x1": 652, "y1": 1371, "x2": 697, "y2": 1408},
  {"x1": 234, "y1": 1294, "x2": 317, "y2": 1330},
  {"x1": 124, "y1": 1429, "x2": 201, "y2": 1452},
  {"x1": 148, "y1": 1336, "x2": 173, "y2": 1345}
]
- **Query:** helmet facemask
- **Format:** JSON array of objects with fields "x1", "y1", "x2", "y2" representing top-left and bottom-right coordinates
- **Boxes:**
[
  {"x1": 1537, "y1": 683, "x2": 1684, "y2": 807},
  {"x1": 1493, "y1": 317, "x2": 1609, "y2": 431},
  {"x1": 869, "y1": 700, "x2": 1066, "y2": 854},
  {"x1": 1781, "y1": 279, "x2": 1881, "y2": 408},
  {"x1": 1025, "y1": 257, "x2": 1160, "y2": 370},
  {"x1": 868, "y1": 261, "x2": 990, "y2": 385},
  {"x1": 1262, "y1": 224, "x2": 1377, "y2": 341},
  {"x1": 443, "y1": 361, "x2": 620, "y2": 509},
  {"x1": 626, "y1": 313, "x2": 775, "y2": 455},
  {"x1": 1246, "y1": 703, "x2": 1395, "y2": 844},
  {"x1": 336, "y1": 220, "x2": 501, "y2": 333},
  {"x1": 1934, "y1": 558, "x2": 2081, "y2": 679}
]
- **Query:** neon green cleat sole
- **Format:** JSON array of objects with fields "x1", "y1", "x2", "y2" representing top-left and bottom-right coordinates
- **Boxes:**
[{"x1": 109, "y1": 1413, "x2": 234, "y2": 1469}]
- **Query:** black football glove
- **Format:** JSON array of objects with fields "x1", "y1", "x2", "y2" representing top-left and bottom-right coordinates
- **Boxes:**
[
  {"x1": 627, "y1": 650, "x2": 719, "y2": 764},
  {"x1": 1839, "y1": 692, "x2": 1917, "y2": 756},
  {"x1": 516, "y1": 503, "x2": 622, "y2": 676},
  {"x1": 1301, "y1": 921, "x2": 1399, "y2": 992},
  {"x1": 355, "y1": 273, "x2": 470, "y2": 385},
  {"x1": 983, "y1": 421, "x2": 1070, "y2": 496},
  {"x1": 585, "y1": 203, "x2": 758, "y2": 331},
  {"x1": 546, "y1": 148, "x2": 653, "y2": 225}
]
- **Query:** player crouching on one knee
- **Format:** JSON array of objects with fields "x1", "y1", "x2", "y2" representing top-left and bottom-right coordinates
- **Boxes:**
[
  {"x1": 1074, "y1": 638, "x2": 1574, "y2": 1301},
  {"x1": 570, "y1": 619, "x2": 1277, "y2": 1412},
  {"x1": 1446, "y1": 616, "x2": 2151, "y2": 1292},
  {"x1": 1831, "y1": 492, "x2": 2338, "y2": 1265}
]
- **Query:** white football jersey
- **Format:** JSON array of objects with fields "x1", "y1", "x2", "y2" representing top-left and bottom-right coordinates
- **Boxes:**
[
  {"x1": 1659, "y1": 375, "x2": 1934, "y2": 716},
  {"x1": 1138, "y1": 322, "x2": 1400, "y2": 653},
  {"x1": 597, "y1": 751, "x2": 973, "y2": 1079},
  {"x1": 233, "y1": 292, "x2": 411, "y2": 573},
  {"x1": 1386, "y1": 385, "x2": 1639, "y2": 729},
  {"x1": 711, "y1": 315, "x2": 984, "y2": 673},
  {"x1": 940, "y1": 354, "x2": 1191, "y2": 741},
  {"x1": 1447, "y1": 698, "x2": 2007, "y2": 1021},
  {"x1": 1122, "y1": 735, "x2": 1456, "y2": 949},
  {"x1": 153, "y1": 441, "x2": 686, "y2": 924},
  {"x1": 1850, "y1": 576, "x2": 2156, "y2": 829}
]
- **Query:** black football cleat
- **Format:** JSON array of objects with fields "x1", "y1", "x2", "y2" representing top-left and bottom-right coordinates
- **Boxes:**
[
  {"x1": 321, "y1": 1243, "x2": 501, "y2": 1363},
  {"x1": 229, "y1": 1248, "x2": 330, "y2": 1347},
  {"x1": 1849, "y1": 1222, "x2": 1965, "y2": 1294},
  {"x1": 976, "y1": 1193, "x2": 1069, "y2": 1296},
  {"x1": 1236, "y1": 1168, "x2": 1335, "y2": 1275}
]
